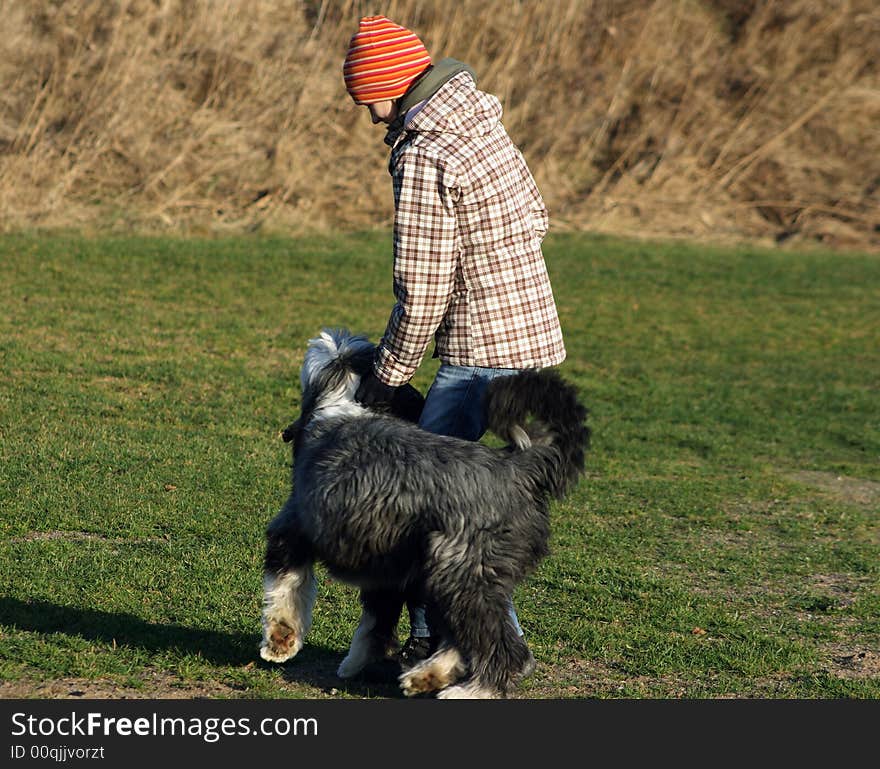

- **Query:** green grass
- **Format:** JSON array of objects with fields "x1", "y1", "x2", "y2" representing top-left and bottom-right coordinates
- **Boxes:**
[{"x1": 1, "y1": 231, "x2": 878, "y2": 699}]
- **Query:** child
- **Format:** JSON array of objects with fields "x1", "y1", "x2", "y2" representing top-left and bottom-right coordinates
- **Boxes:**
[{"x1": 344, "y1": 16, "x2": 566, "y2": 670}]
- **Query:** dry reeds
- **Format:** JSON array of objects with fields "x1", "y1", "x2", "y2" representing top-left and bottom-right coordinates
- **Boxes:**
[{"x1": 0, "y1": 0, "x2": 877, "y2": 249}]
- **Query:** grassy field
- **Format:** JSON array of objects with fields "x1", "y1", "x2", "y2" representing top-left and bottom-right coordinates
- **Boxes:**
[{"x1": 1, "y1": 231, "x2": 878, "y2": 699}]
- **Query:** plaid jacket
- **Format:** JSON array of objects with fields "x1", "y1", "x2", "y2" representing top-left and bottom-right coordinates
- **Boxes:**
[{"x1": 374, "y1": 71, "x2": 566, "y2": 386}]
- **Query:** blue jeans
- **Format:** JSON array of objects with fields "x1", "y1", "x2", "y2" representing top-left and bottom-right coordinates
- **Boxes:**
[{"x1": 408, "y1": 363, "x2": 525, "y2": 638}]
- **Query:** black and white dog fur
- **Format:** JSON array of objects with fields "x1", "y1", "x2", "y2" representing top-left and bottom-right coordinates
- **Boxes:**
[{"x1": 260, "y1": 329, "x2": 589, "y2": 698}]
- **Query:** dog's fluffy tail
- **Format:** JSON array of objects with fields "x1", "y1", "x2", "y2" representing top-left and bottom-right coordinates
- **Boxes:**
[{"x1": 485, "y1": 370, "x2": 590, "y2": 499}]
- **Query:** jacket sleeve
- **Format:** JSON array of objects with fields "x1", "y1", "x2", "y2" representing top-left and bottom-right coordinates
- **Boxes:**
[
  {"x1": 517, "y1": 148, "x2": 549, "y2": 241},
  {"x1": 374, "y1": 149, "x2": 459, "y2": 386}
]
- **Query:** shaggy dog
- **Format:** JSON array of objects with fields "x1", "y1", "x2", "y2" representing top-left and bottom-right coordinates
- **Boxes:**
[{"x1": 259, "y1": 328, "x2": 589, "y2": 698}]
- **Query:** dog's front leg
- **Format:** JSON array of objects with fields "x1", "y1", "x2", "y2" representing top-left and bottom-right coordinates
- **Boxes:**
[
  {"x1": 260, "y1": 563, "x2": 317, "y2": 663},
  {"x1": 337, "y1": 588, "x2": 404, "y2": 678}
]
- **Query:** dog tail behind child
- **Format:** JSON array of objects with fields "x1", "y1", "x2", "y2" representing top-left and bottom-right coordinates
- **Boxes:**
[{"x1": 484, "y1": 369, "x2": 590, "y2": 499}]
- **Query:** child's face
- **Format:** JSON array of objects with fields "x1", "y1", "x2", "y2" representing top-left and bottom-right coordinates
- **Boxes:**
[{"x1": 367, "y1": 101, "x2": 398, "y2": 125}]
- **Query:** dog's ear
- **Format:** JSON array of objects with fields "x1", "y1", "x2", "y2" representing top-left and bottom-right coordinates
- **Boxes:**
[{"x1": 281, "y1": 417, "x2": 303, "y2": 444}]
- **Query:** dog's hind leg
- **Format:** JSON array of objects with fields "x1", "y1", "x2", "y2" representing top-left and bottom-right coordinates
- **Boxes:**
[
  {"x1": 433, "y1": 613, "x2": 528, "y2": 699},
  {"x1": 337, "y1": 588, "x2": 405, "y2": 678},
  {"x1": 260, "y1": 517, "x2": 317, "y2": 663},
  {"x1": 423, "y1": 533, "x2": 532, "y2": 698}
]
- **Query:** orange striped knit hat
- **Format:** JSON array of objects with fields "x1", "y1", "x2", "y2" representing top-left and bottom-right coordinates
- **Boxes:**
[{"x1": 343, "y1": 16, "x2": 432, "y2": 105}]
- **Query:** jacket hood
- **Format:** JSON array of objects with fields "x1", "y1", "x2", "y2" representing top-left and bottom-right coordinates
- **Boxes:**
[{"x1": 384, "y1": 58, "x2": 502, "y2": 146}]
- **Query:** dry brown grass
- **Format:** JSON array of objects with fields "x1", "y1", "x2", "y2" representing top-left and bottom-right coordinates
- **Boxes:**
[{"x1": 1, "y1": 0, "x2": 878, "y2": 249}]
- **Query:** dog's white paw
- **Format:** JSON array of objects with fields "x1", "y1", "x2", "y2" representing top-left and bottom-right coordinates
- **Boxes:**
[
  {"x1": 399, "y1": 666, "x2": 433, "y2": 697},
  {"x1": 436, "y1": 680, "x2": 499, "y2": 699},
  {"x1": 399, "y1": 648, "x2": 466, "y2": 696},
  {"x1": 259, "y1": 643, "x2": 300, "y2": 663},
  {"x1": 260, "y1": 622, "x2": 303, "y2": 663},
  {"x1": 337, "y1": 651, "x2": 371, "y2": 679}
]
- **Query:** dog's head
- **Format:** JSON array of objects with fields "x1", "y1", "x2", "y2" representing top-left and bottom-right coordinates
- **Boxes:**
[
  {"x1": 281, "y1": 328, "x2": 424, "y2": 446},
  {"x1": 300, "y1": 328, "x2": 375, "y2": 414}
]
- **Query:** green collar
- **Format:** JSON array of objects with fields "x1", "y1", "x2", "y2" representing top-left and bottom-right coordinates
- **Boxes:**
[{"x1": 385, "y1": 58, "x2": 476, "y2": 143}]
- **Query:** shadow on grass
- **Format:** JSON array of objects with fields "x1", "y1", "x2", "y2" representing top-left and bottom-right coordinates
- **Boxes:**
[
  {"x1": 0, "y1": 597, "x2": 404, "y2": 698},
  {"x1": 274, "y1": 648, "x2": 404, "y2": 699}
]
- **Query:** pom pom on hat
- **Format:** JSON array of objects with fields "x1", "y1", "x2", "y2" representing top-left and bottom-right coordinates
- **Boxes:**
[{"x1": 343, "y1": 16, "x2": 432, "y2": 105}]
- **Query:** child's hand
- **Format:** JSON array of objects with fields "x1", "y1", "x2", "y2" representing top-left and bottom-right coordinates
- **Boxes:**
[{"x1": 355, "y1": 370, "x2": 397, "y2": 408}]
